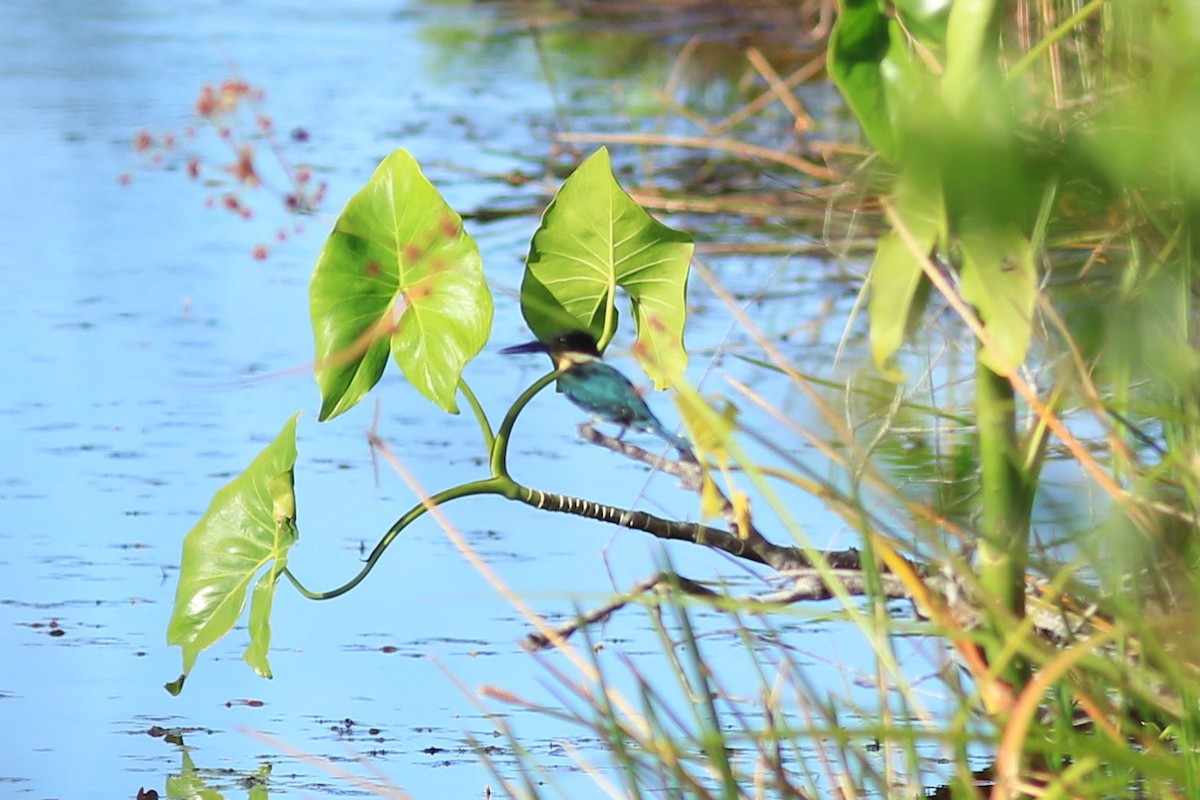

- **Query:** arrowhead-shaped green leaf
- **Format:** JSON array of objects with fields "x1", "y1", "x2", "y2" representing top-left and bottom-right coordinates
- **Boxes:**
[
  {"x1": 166, "y1": 414, "x2": 300, "y2": 692},
  {"x1": 311, "y1": 148, "x2": 492, "y2": 420},
  {"x1": 958, "y1": 225, "x2": 1036, "y2": 373},
  {"x1": 830, "y1": 0, "x2": 925, "y2": 160},
  {"x1": 868, "y1": 173, "x2": 943, "y2": 379},
  {"x1": 520, "y1": 147, "x2": 693, "y2": 387}
]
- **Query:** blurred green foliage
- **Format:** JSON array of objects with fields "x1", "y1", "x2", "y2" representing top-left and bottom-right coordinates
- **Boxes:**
[{"x1": 831, "y1": 0, "x2": 1200, "y2": 792}]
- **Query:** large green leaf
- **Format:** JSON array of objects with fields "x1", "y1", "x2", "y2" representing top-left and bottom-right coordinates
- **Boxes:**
[
  {"x1": 829, "y1": 0, "x2": 923, "y2": 160},
  {"x1": 165, "y1": 414, "x2": 300, "y2": 694},
  {"x1": 519, "y1": 147, "x2": 693, "y2": 387},
  {"x1": 311, "y1": 148, "x2": 492, "y2": 419},
  {"x1": 958, "y1": 225, "x2": 1037, "y2": 373},
  {"x1": 868, "y1": 173, "x2": 944, "y2": 378}
]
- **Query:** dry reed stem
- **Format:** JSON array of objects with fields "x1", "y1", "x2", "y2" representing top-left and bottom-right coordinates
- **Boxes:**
[
  {"x1": 557, "y1": 131, "x2": 840, "y2": 182},
  {"x1": 879, "y1": 198, "x2": 1139, "y2": 523},
  {"x1": 626, "y1": 189, "x2": 831, "y2": 221},
  {"x1": 367, "y1": 431, "x2": 655, "y2": 742},
  {"x1": 745, "y1": 46, "x2": 813, "y2": 132},
  {"x1": 695, "y1": 260, "x2": 975, "y2": 556},
  {"x1": 696, "y1": 241, "x2": 872, "y2": 256},
  {"x1": 991, "y1": 631, "x2": 1117, "y2": 800},
  {"x1": 713, "y1": 52, "x2": 828, "y2": 136}
]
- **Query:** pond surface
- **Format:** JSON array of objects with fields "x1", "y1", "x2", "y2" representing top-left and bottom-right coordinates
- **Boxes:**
[{"x1": 0, "y1": 2, "x2": 894, "y2": 797}]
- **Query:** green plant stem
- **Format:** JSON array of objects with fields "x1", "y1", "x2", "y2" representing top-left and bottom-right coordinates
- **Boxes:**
[
  {"x1": 283, "y1": 477, "x2": 512, "y2": 600},
  {"x1": 288, "y1": 369, "x2": 726, "y2": 601},
  {"x1": 458, "y1": 378, "x2": 494, "y2": 453},
  {"x1": 490, "y1": 370, "x2": 559, "y2": 479},
  {"x1": 283, "y1": 465, "x2": 780, "y2": 601},
  {"x1": 974, "y1": 357, "x2": 1029, "y2": 683}
]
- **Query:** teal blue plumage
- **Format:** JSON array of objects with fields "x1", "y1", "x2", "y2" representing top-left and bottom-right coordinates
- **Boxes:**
[
  {"x1": 555, "y1": 359, "x2": 691, "y2": 452},
  {"x1": 501, "y1": 330, "x2": 692, "y2": 454}
]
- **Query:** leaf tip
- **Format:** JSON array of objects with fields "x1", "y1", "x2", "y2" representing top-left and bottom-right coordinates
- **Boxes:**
[{"x1": 164, "y1": 673, "x2": 187, "y2": 696}]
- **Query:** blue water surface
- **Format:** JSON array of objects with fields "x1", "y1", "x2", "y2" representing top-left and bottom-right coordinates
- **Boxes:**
[{"x1": 0, "y1": 2, "x2": 897, "y2": 797}]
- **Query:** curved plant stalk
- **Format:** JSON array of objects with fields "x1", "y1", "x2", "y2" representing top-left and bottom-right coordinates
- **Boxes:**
[
  {"x1": 281, "y1": 476, "x2": 511, "y2": 601},
  {"x1": 457, "y1": 378, "x2": 494, "y2": 454},
  {"x1": 281, "y1": 374, "x2": 772, "y2": 604},
  {"x1": 167, "y1": 145, "x2": 703, "y2": 691},
  {"x1": 490, "y1": 370, "x2": 559, "y2": 480},
  {"x1": 994, "y1": 630, "x2": 1119, "y2": 799}
]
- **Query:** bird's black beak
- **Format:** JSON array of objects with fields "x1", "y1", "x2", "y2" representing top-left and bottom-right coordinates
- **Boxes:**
[{"x1": 499, "y1": 339, "x2": 551, "y2": 356}]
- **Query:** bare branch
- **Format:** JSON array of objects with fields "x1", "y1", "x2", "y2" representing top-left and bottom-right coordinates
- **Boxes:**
[
  {"x1": 576, "y1": 423, "x2": 811, "y2": 570},
  {"x1": 522, "y1": 572, "x2": 719, "y2": 650},
  {"x1": 523, "y1": 567, "x2": 1090, "y2": 652},
  {"x1": 560, "y1": 425, "x2": 1087, "y2": 650}
]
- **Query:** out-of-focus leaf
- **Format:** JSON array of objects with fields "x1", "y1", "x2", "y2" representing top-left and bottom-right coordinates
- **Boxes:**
[
  {"x1": 896, "y1": 0, "x2": 952, "y2": 45},
  {"x1": 677, "y1": 385, "x2": 741, "y2": 524},
  {"x1": 699, "y1": 476, "x2": 725, "y2": 522},
  {"x1": 958, "y1": 226, "x2": 1037, "y2": 372},
  {"x1": 1084, "y1": 22, "x2": 1200, "y2": 215},
  {"x1": 829, "y1": 0, "x2": 923, "y2": 160},
  {"x1": 675, "y1": 385, "x2": 738, "y2": 465},
  {"x1": 731, "y1": 491, "x2": 753, "y2": 541},
  {"x1": 165, "y1": 414, "x2": 300, "y2": 693},
  {"x1": 941, "y1": 0, "x2": 1005, "y2": 116},
  {"x1": 311, "y1": 148, "x2": 492, "y2": 419},
  {"x1": 520, "y1": 147, "x2": 692, "y2": 387},
  {"x1": 868, "y1": 174, "x2": 944, "y2": 378}
]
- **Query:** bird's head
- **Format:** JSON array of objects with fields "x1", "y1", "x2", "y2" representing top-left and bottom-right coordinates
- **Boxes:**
[{"x1": 500, "y1": 329, "x2": 602, "y2": 371}]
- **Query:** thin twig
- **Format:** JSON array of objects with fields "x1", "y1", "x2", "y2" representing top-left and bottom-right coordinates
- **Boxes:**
[{"x1": 557, "y1": 131, "x2": 839, "y2": 182}]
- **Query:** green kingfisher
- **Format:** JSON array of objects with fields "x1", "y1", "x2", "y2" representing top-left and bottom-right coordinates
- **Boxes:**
[{"x1": 501, "y1": 330, "x2": 691, "y2": 454}]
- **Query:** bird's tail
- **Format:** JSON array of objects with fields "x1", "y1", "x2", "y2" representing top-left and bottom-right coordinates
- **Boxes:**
[{"x1": 651, "y1": 422, "x2": 694, "y2": 457}]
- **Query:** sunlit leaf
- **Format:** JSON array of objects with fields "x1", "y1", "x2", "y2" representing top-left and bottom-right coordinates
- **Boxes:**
[
  {"x1": 958, "y1": 226, "x2": 1037, "y2": 372},
  {"x1": 520, "y1": 147, "x2": 693, "y2": 387},
  {"x1": 868, "y1": 174, "x2": 943, "y2": 378},
  {"x1": 676, "y1": 385, "x2": 741, "y2": 524},
  {"x1": 311, "y1": 148, "x2": 492, "y2": 419},
  {"x1": 699, "y1": 476, "x2": 725, "y2": 522},
  {"x1": 244, "y1": 560, "x2": 284, "y2": 678},
  {"x1": 674, "y1": 384, "x2": 738, "y2": 464},
  {"x1": 165, "y1": 414, "x2": 300, "y2": 693}
]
